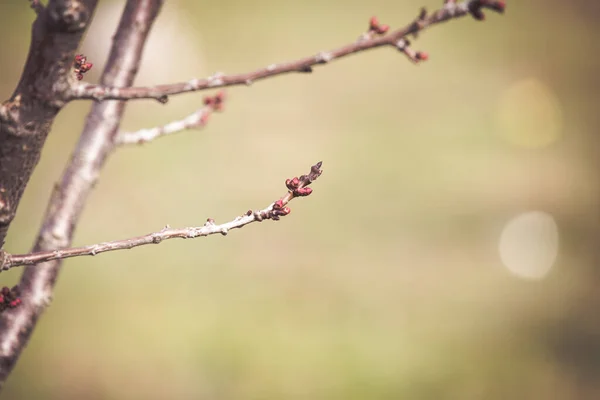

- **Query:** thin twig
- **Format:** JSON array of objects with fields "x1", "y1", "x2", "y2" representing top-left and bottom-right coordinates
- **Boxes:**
[
  {"x1": 0, "y1": 162, "x2": 322, "y2": 271},
  {"x1": 115, "y1": 91, "x2": 225, "y2": 145},
  {"x1": 68, "y1": 0, "x2": 505, "y2": 103}
]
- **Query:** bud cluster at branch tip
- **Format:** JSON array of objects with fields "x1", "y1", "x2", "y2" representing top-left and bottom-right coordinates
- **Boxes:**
[
  {"x1": 268, "y1": 161, "x2": 322, "y2": 220},
  {"x1": 74, "y1": 54, "x2": 93, "y2": 81},
  {"x1": 203, "y1": 91, "x2": 226, "y2": 111},
  {"x1": 369, "y1": 16, "x2": 389, "y2": 35},
  {"x1": 196, "y1": 91, "x2": 227, "y2": 126},
  {"x1": 286, "y1": 176, "x2": 313, "y2": 197},
  {"x1": 0, "y1": 286, "x2": 21, "y2": 312}
]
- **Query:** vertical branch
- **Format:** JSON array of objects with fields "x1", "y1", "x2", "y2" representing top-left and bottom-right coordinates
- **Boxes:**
[
  {"x1": 0, "y1": 0, "x2": 164, "y2": 387},
  {"x1": 0, "y1": 0, "x2": 98, "y2": 246}
]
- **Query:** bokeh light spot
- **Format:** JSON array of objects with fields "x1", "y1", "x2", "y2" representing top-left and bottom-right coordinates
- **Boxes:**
[
  {"x1": 498, "y1": 211, "x2": 559, "y2": 280},
  {"x1": 496, "y1": 78, "x2": 563, "y2": 148}
]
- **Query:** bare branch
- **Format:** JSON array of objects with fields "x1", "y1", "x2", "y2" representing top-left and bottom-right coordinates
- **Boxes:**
[
  {"x1": 0, "y1": 162, "x2": 322, "y2": 271},
  {"x1": 115, "y1": 91, "x2": 225, "y2": 146},
  {"x1": 67, "y1": 0, "x2": 505, "y2": 103}
]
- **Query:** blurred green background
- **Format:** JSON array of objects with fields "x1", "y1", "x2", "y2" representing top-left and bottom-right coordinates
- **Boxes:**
[{"x1": 1, "y1": 0, "x2": 599, "y2": 399}]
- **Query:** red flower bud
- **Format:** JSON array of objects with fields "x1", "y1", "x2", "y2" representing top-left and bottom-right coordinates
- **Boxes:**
[
  {"x1": 377, "y1": 24, "x2": 390, "y2": 34},
  {"x1": 416, "y1": 51, "x2": 429, "y2": 61},
  {"x1": 286, "y1": 177, "x2": 300, "y2": 190},
  {"x1": 215, "y1": 91, "x2": 226, "y2": 102},
  {"x1": 369, "y1": 16, "x2": 379, "y2": 30},
  {"x1": 294, "y1": 187, "x2": 313, "y2": 197},
  {"x1": 492, "y1": 0, "x2": 506, "y2": 12}
]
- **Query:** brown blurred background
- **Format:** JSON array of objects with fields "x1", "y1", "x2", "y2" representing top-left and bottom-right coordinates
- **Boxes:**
[{"x1": 1, "y1": 0, "x2": 599, "y2": 399}]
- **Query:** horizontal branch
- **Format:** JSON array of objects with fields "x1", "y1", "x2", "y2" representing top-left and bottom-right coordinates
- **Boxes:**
[
  {"x1": 68, "y1": 0, "x2": 505, "y2": 103},
  {"x1": 0, "y1": 162, "x2": 322, "y2": 271},
  {"x1": 115, "y1": 91, "x2": 225, "y2": 145}
]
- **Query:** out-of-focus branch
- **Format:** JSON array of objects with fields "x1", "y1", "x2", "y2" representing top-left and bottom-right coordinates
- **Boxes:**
[
  {"x1": 68, "y1": 0, "x2": 505, "y2": 103},
  {"x1": 115, "y1": 91, "x2": 225, "y2": 146},
  {"x1": 0, "y1": 162, "x2": 322, "y2": 271},
  {"x1": 0, "y1": 0, "x2": 164, "y2": 389}
]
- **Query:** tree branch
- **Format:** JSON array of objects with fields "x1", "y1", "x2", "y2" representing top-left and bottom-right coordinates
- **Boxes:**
[
  {"x1": 67, "y1": 0, "x2": 505, "y2": 103},
  {"x1": 0, "y1": 162, "x2": 322, "y2": 271},
  {"x1": 0, "y1": 0, "x2": 98, "y2": 246},
  {"x1": 0, "y1": 0, "x2": 163, "y2": 388},
  {"x1": 115, "y1": 91, "x2": 225, "y2": 146}
]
